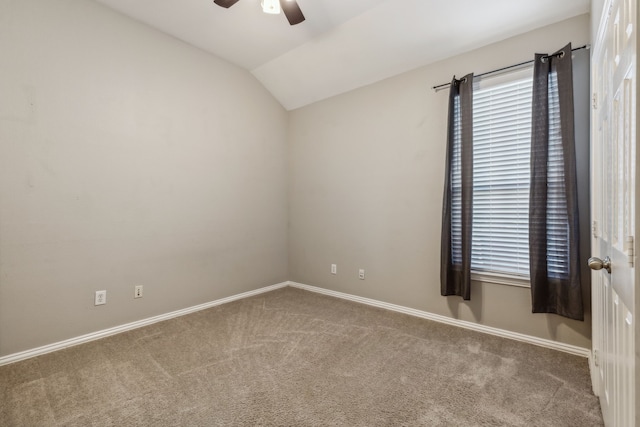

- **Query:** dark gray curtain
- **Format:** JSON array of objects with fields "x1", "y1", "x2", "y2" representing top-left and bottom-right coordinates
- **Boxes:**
[
  {"x1": 529, "y1": 44, "x2": 584, "y2": 320},
  {"x1": 441, "y1": 73, "x2": 474, "y2": 300}
]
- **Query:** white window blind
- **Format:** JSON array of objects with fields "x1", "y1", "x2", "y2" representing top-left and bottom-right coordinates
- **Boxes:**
[
  {"x1": 451, "y1": 96, "x2": 462, "y2": 265},
  {"x1": 545, "y1": 71, "x2": 571, "y2": 279},
  {"x1": 470, "y1": 72, "x2": 533, "y2": 277}
]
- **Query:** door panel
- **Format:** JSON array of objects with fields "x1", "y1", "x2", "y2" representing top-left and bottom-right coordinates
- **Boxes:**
[{"x1": 591, "y1": 0, "x2": 636, "y2": 425}]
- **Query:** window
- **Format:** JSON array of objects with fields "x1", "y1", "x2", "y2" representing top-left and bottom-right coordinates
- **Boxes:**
[
  {"x1": 470, "y1": 70, "x2": 533, "y2": 279},
  {"x1": 449, "y1": 67, "x2": 571, "y2": 284},
  {"x1": 444, "y1": 49, "x2": 587, "y2": 305}
]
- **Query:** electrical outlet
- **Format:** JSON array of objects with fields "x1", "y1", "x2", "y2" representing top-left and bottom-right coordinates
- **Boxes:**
[
  {"x1": 134, "y1": 285, "x2": 143, "y2": 299},
  {"x1": 359, "y1": 269, "x2": 365, "y2": 280},
  {"x1": 95, "y1": 290, "x2": 106, "y2": 306},
  {"x1": 331, "y1": 264, "x2": 337, "y2": 274}
]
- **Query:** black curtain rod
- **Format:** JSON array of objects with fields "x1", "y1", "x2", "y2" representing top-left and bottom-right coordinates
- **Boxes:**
[{"x1": 432, "y1": 44, "x2": 590, "y2": 91}]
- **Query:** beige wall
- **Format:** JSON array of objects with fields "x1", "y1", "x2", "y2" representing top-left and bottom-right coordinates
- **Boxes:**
[
  {"x1": 288, "y1": 14, "x2": 592, "y2": 348},
  {"x1": 0, "y1": 0, "x2": 288, "y2": 356}
]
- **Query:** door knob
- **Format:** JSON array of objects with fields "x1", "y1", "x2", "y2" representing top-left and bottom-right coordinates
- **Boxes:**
[{"x1": 588, "y1": 256, "x2": 611, "y2": 274}]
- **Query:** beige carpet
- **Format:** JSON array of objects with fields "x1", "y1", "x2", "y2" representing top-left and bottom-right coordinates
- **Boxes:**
[{"x1": 1, "y1": 287, "x2": 602, "y2": 426}]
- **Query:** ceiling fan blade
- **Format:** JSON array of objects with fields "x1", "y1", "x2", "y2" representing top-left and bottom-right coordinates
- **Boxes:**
[
  {"x1": 280, "y1": 0, "x2": 305, "y2": 25},
  {"x1": 213, "y1": 0, "x2": 240, "y2": 8}
]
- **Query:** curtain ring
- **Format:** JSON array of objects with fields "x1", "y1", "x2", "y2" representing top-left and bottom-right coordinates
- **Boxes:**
[{"x1": 541, "y1": 51, "x2": 564, "y2": 63}]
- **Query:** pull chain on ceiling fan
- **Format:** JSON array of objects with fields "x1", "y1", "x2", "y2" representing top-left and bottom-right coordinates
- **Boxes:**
[{"x1": 213, "y1": 0, "x2": 305, "y2": 25}]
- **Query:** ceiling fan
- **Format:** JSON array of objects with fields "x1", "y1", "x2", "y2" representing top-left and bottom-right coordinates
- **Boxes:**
[{"x1": 213, "y1": 0, "x2": 305, "y2": 26}]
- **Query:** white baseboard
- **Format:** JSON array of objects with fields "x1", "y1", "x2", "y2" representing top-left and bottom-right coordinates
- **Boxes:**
[
  {"x1": 0, "y1": 282, "x2": 288, "y2": 367},
  {"x1": 288, "y1": 281, "x2": 591, "y2": 358},
  {"x1": 0, "y1": 280, "x2": 591, "y2": 367}
]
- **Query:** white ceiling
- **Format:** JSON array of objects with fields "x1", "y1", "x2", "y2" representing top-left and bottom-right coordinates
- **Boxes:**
[{"x1": 95, "y1": 0, "x2": 590, "y2": 110}]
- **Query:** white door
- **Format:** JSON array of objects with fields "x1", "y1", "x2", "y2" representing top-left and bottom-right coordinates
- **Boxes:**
[{"x1": 590, "y1": 0, "x2": 637, "y2": 426}]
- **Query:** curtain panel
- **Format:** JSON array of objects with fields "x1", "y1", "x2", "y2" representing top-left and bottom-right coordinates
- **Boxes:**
[
  {"x1": 529, "y1": 43, "x2": 584, "y2": 320},
  {"x1": 441, "y1": 73, "x2": 474, "y2": 300}
]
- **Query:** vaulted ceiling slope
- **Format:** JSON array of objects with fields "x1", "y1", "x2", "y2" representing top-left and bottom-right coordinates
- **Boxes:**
[{"x1": 95, "y1": 0, "x2": 590, "y2": 110}]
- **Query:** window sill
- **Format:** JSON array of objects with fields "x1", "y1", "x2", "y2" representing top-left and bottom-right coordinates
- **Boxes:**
[{"x1": 471, "y1": 271, "x2": 530, "y2": 288}]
